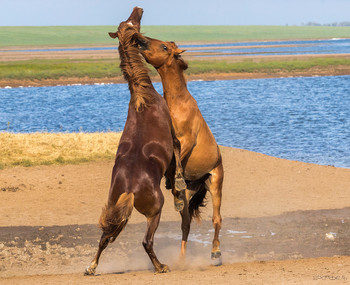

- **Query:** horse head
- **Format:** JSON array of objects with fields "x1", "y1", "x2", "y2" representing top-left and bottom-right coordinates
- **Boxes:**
[
  {"x1": 136, "y1": 35, "x2": 188, "y2": 70},
  {"x1": 108, "y1": 6, "x2": 143, "y2": 42}
]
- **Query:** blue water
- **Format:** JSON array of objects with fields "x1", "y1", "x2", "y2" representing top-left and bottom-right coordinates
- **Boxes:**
[
  {"x1": 2, "y1": 38, "x2": 350, "y2": 57},
  {"x1": 188, "y1": 38, "x2": 350, "y2": 57},
  {"x1": 1, "y1": 75, "x2": 350, "y2": 168},
  {"x1": 181, "y1": 38, "x2": 350, "y2": 48}
]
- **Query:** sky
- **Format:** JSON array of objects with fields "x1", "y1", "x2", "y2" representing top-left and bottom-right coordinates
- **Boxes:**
[{"x1": 0, "y1": 0, "x2": 349, "y2": 26}]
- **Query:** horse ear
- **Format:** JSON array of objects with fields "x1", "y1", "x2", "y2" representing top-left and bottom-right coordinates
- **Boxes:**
[
  {"x1": 175, "y1": 48, "x2": 186, "y2": 55},
  {"x1": 109, "y1": 32, "x2": 118, "y2": 39}
]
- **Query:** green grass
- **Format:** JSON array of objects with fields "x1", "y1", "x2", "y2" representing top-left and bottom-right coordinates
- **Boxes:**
[
  {"x1": 0, "y1": 26, "x2": 116, "y2": 47},
  {"x1": 1, "y1": 57, "x2": 349, "y2": 81},
  {"x1": 143, "y1": 25, "x2": 350, "y2": 43},
  {"x1": 0, "y1": 59, "x2": 124, "y2": 80},
  {"x1": 1, "y1": 25, "x2": 350, "y2": 47},
  {"x1": 186, "y1": 57, "x2": 350, "y2": 74}
]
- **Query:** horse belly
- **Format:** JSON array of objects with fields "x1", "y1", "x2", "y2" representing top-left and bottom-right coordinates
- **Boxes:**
[{"x1": 184, "y1": 144, "x2": 218, "y2": 180}]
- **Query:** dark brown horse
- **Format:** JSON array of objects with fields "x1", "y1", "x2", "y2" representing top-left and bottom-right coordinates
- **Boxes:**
[
  {"x1": 85, "y1": 7, "x2": 185, "y2": 275},
  {"x1": 136, "y1": 33, "x2": 224, "y2": 261}
]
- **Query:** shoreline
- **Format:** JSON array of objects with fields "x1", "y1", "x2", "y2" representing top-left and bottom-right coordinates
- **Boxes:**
[{"x1": 1, "y1": 68, "x2": 350, "y2": 88}]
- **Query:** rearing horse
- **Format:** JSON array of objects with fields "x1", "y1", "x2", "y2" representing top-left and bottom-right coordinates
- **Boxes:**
[
  {"x1": 85, "y1": 7, "x2": 184, "y2": 275},
  {"x1": 136, "y1": 34, "x2": 224, "y2": 261}
]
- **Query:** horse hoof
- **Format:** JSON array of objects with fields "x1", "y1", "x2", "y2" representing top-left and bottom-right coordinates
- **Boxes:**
[
  {"x1": 175, "y1": 177, "x2": 187, "y2": 192},
  {"x1": 211, "y1": 251, "x2": 222, "y2": 260},
  {"x1": 211, "y1": 252, "x2": 222, "y2": 266},
  {"x1": 84, "y1": 267, "x2": 95, "y2": 276},
  {"x1": 174, "y1": 199, "x2": 184, "y2": 212},
  {"x1": 156, "y1": 264, "x2": 170, "y2": 273}
]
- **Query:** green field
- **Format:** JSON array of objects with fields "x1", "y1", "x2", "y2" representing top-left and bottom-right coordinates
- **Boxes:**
[
  {"x1": 1, "y1": 25, "x2": 350, "y2": 47},
  {"x1": 0, "y1": 59, "x2": 124, "y2": 80},
  {"x1": 1, "y1": 25, "x2": 349, "y2": 83},
  {"x1": 1, "y1": 57, "x2": 350, "y2": 81}
]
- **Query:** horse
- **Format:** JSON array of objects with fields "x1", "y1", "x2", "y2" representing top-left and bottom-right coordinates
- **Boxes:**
[
  {"x1": 136, "y1": 33, "x2": 224, "y2": 261},
  {"x1": 85, "y1": 7, "x2": 185, "y2": 275}
]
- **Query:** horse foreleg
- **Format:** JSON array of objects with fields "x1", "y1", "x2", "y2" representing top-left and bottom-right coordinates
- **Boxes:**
[
  {"x1": 143, "y1": 212, "x2": 170, "y2": 273},
  {"x1": 208, "y1": 161, "x2": 224, "y2": 262},
  {"x1": 171, "y1": 134, "x2": 197, "y2": 212},
  {"x1": 85, "y1": 233, "x2": 110, "y2": 276},
  {"x1": 171, "y1": 126, "x2": 186, "y2": 192},
  {"x1": 165, "y1": 164, "x2": 186, "y2": 212}
]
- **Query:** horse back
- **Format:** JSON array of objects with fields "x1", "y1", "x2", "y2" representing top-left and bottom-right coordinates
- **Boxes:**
[{"x1": 108, "y1": 93, "x2": 173, "y2": 209}]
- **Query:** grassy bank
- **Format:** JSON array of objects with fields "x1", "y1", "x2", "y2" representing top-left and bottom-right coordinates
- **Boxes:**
[
  {"x1": 0, "y1": 132, "x2": 122, "y2": 169},
  {"x1": 187, "y1": 57, "x2": 350, "y2": 74},
  {"x1": 0, "y1": 59, "x2": 124, "y2": 80},
  {"x1": 1, "y1": 57, "x2": 350, "y2": 81},
  {"x1": 1, "y1": 25, "x2": 350, "y2": 47}
]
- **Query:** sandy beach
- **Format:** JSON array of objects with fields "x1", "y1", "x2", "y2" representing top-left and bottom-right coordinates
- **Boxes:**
[{"x1": 1, "y1": 146, "x2": 350, "y2": 284}]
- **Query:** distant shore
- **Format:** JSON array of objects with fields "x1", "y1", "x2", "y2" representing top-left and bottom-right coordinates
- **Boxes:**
[
  {"x1": 1, "y1": 68, "x2": 350, "y2": 88},
  {"x1": 1, "y1": 43, "x2": 350, "y2": 88}
]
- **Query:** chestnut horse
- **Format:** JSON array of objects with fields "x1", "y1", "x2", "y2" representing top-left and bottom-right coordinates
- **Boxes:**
[
  {"x1": 85, "y1": 7, "x2": 185, "y2": 275},
  {"x1": 136, "y1": 34, "x2": 224, "y2": 261}
]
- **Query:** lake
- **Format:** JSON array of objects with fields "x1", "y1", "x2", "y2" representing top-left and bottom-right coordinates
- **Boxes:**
[
  {"x1": 1, "y1": 75, "x2": 350, "y2": 168},
  {"x1": 3, "y1": 38, "x2": 350, "y2": 57}
]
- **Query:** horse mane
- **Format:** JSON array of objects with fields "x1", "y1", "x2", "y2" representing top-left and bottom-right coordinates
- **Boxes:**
[
  {"x1": 170, "y1": 41, "x2": 188, "y2": 71},
  {"x1": 118, "y1": 25, "x2": 153, "y2": 111},
  {"x1": 176, "y1": 56, "x2": 188, "y2": 71}
]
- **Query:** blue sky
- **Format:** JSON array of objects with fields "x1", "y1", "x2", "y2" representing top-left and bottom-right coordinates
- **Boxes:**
[{"x1": 1, "y1": 0, "x2": 349, "y2": 26}]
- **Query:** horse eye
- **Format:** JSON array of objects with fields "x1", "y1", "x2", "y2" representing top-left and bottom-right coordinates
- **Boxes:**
[{"x1": 162, "y1": 45, "x2": 168, "y2": 51}]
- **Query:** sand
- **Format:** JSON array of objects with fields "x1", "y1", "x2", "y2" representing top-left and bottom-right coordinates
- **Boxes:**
[{"x1": 1, "y1": 146, "x2": 350, "y2": 284}]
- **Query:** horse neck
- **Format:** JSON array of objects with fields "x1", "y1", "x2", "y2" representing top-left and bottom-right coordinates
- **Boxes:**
[
  {"x1": 118, "y1": 43, "x2": 154, "y2": 109},
  {"x1": 157, "y1": 61, "x2": 189, "y2": 103}
]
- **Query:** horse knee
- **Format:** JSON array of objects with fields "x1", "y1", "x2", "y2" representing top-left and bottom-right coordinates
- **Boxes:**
[
  {"x1": 142, "y1": 239, "x2": 153, "y2": 251},
  {"x1": 212, "y1": 216, "x2": 222, "y2": 229}
]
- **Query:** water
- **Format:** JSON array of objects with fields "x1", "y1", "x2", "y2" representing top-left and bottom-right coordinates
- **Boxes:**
[
  {"x1": 190, "y1": 76, "x2": 350, "y2": 168},
  {"x1": 2, "y1": 38, "x2": 350, "y2": 57},
  {"x1": 186, "y1": 38, "x2": 350, "y2": 57},
  {"x1": 0, "y1": 84, "x2": 130, "y2": 133},
  {"x1": 1, "y1": 75, "x2": 350, "y2": 168}
]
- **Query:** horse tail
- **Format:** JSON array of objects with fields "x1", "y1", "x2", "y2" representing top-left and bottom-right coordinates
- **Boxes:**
[
  {"x1": 189, "y1": 180, "x2": 208, "y2": 222},
  {"x1": 99, "y1": 192, "x2": 134, "y2": 242}
]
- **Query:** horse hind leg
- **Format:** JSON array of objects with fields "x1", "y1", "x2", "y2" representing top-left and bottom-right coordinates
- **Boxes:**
[
  {"x1": 85, "y1": 222, "x2": 128, "y2": 276},
  {"x1": 85, "y1": 193, "x2": 134, "y2": 275},
  {"x1": 178, "y1": 182, "x2": 206, "y2": 260},
  {"x1": 143, "y1": 212, "x2": 170, "y2": 273},
  {"x1": 208, "y1": 161, "x2": 223, "y2": 262},
  {"x1": 85, "y1": 233, "x2": 110, "y2": 275},
  {"x1": 179, "y1": 191, "x2": 191, "y2": 259}
]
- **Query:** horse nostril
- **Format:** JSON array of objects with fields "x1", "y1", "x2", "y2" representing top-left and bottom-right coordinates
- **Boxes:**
[{"x1": 138, "y1": 39, "x2": 148, "y2": 50}]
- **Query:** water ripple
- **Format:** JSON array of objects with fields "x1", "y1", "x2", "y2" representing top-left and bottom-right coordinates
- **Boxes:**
[{"x1": 1, "y1": 75, "x2": 349, "y2": 168}]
